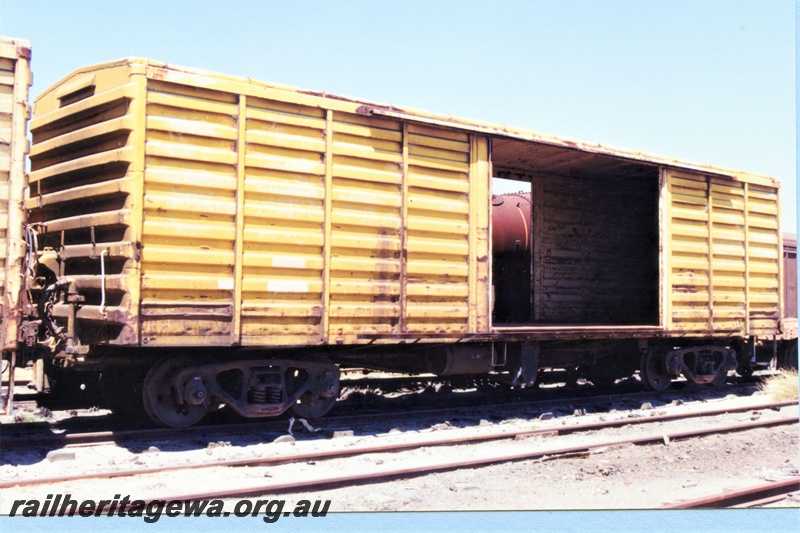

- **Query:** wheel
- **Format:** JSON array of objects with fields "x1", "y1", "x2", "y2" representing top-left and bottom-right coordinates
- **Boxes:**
[
  {"x1": 142, "y1": 357, "x2": 210, "y2": 428},
  {"x1": 290, "y1": 391, "x2": 337, "y2": 419},
  {"x1": 736, "y1": 364, "x2": 754, "y2": 379},
  {"x1": 779, "y1": 340, "x2": 798, "y2": 370},
  {"x1": 287, "y1": 358, "x2": 339, "y2": 419},
  {"x1": 710, "y1": 366, "x2": 729, "y2": 386},
  {"x1": 640, "y1": 347, "x2": 672, "y2": 392}
]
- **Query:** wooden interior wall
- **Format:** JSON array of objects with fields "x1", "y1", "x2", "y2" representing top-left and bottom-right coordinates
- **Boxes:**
[{"x1": 531, "y1": 172, "x2": 659, "y2": 325}]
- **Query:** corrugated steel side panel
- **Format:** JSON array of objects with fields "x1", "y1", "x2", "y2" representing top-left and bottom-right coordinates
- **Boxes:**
[
  {"x1": 28, "y1": 61, "x2": 145, "y2": 346},
  {"x1": 666, "y1": 170, "x2": 781, "y2": 335},
  {"x1": 746, "y1": 183, "x2": 782, "y2": 334},
  {"x1": 0, "y1": 38, "x2": 31, "y2": 352},
  {"x1": 328, "y1": 110, "x2": 403, "y2": 339},
  {"x1": 131, "y1": 63, "x2": 486, "y2": 346},
  {"x1": 240, "y1": 96, "x2": 326, "y2": 345},
  {"x1": 139, "y1": 80, "x2": 238, "y2": 345},
  {"x1": 405, "y1": 123, "x2": 472, "y2": 333},
  {"x1": 709, "y1": 178, "x2": 748, "y2": 332}
]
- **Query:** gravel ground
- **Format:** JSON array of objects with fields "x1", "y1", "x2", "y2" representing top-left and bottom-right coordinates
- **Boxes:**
[
  {"x1": 1, "y1": 386, "x2": 797, "y2": 514},
  {"x1": 280, "y1": 420, "x2": 799, "y2": 511}
]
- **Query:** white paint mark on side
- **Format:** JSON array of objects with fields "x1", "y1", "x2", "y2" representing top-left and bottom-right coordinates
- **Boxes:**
[
  {"x1": 268, "y1": 280, "x2": 309, "y2": 293},
  {"x1": 272, "y1": 256, "x2": 306, "y2": 269}
]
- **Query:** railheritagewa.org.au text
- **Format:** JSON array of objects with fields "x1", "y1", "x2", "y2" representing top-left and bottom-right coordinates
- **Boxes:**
[{"x1": 8, "y1": 494, "x2": 331, "y2": 523}]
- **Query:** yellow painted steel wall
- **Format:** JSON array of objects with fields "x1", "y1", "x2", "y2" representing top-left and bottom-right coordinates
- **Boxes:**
[
  {"x1": 28, "y1": 61, "x2": 145, "y2": 346},
  {"x1": 328, "y1": 110, "x2": 403, "y2": 339},
  {"x1": 241, "y1": 96, "x2": 327, "y2": 345},
  {"x1": 405, "y1": 124, "x2": 474, "y2": 333},
  {"x1": 666, "y1": 170, "x2": 781, "y2": 335},
  {"x1": 0, "y1": 37, "x2": 31, "y2": 352},
  {"x1": 140, "y1": 73, "x2": 489, "y2": 346},
  {"x1": 31, "y1": 59, "x2": 491, "y2": 348},
  {"x1": 140, "y1": 80, "x2": 239, "y2": 345}
]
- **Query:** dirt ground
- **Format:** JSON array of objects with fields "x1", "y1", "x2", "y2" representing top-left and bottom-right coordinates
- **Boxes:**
[
  {"x1": 2, "y1": 389, "x2": 798, "y2": 515},
  {"x1": 277, "y1": 421, "x2": 799, "y2": 511},
  {"x1": 1, "y1": 365, "x2": 798, "y2": 533}
]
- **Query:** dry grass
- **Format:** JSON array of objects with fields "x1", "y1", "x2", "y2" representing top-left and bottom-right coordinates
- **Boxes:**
[{"x1": 758, "y1": 369, "x2": 799, "y2": 401}]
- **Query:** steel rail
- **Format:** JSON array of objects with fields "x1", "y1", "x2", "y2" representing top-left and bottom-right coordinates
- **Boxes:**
[
  {"x1": 663, "y1": 477, "x2": 800, "y2": 508},
  {"x1": 0, "y1": 382, "x2": 766, "y2": 450},
  {"x1": 2, "y1": 401, "x2": 796, "y2": 490},
  {"x1": 91, "y1": 415, "x2": 799, "y2": 507}
]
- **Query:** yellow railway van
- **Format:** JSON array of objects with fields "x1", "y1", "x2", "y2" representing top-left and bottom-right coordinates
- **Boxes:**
[{"x1": 6, "y1": 57, "x2": 794, "y2": 426}]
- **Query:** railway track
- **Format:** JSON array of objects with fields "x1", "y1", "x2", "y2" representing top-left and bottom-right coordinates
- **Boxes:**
[
  {"x1": 0, "y1": 381, "x2": 769, "y2": 451},
  {"x1": 1, "y1": 397, "x2": 796, "y2": 493},
  {"x1": 664, "y1": 477, "x2": 800, "y2": 508},
  {"x1": 133, "y1": 415, "x2": 800, "y2": 505}
]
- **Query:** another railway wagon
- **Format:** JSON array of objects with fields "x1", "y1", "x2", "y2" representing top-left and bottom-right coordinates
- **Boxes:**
[
  {"x1": 1, "y1": 38, "x2": 30, "y2": 362},
  {"x1": 4, "y1": 56, "x2": 796, "y2": 426}
]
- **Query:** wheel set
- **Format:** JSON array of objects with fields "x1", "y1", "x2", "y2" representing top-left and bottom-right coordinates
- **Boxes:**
[{"x1": 129, "y1": 355, "x2": 341, "y2": 427}]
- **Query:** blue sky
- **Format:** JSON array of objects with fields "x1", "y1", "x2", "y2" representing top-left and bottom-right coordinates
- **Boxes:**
[{"x1": 1, "y1": 0, "x2": 796, "y2": 230}]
